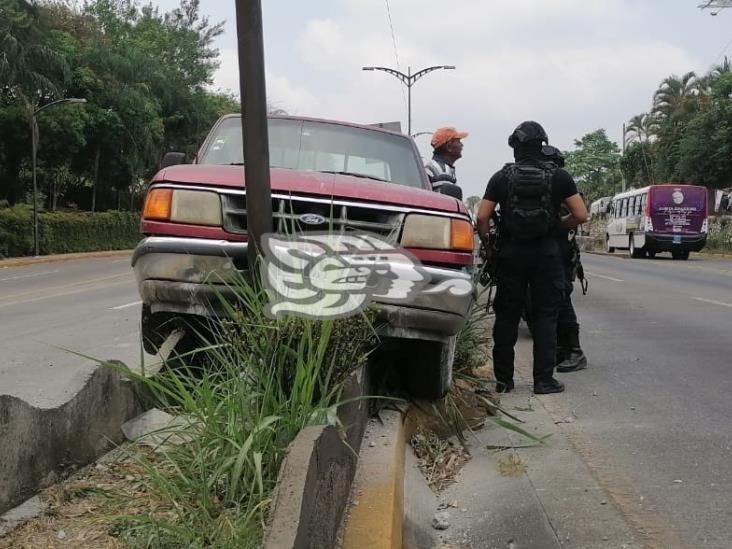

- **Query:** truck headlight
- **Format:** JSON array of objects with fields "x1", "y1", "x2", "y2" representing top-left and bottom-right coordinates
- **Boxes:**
[
  {"x1": 401, "y1": 214, "x2": 474, "y2": 252},
  {"x1": 143, "y1": 188, "x2": 222, "y2": 226}
]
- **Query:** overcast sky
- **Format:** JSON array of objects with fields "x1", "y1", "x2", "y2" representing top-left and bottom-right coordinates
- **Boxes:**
[{"x1": 152, "y1": 0, "x2": 732, "y2": 198}]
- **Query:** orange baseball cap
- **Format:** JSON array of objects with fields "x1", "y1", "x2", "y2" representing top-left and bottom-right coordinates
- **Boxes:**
[{"x1": 431, "y1": 127, "x2": 468, "y2": 149}]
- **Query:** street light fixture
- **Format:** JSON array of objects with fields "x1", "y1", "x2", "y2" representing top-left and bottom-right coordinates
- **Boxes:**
[
  {"x1": 31, "y1": 98, "x2": 87, "y2": 257},
  {"x1": 362, "y1": 65, "x2": 455, "y2": 135}
]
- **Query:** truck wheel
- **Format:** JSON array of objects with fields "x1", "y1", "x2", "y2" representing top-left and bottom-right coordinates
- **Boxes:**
[
  {"x1": 629, "y1": 237, "x2": 645, "y2": 258},
  {"x1": 141, "y1": 305, "x2": 175, "y2": 355},
  {"x1": 402, "y1": 336, "x2": 455, "y2": 400},
  {"x1": 141, "y1": 306, "x2": 212, "y2": 372},
  {"x1": 606, "y1": 235, "x2": 615, "y2": 253}
]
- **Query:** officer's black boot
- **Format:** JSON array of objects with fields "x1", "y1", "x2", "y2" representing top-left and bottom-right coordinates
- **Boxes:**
[
  {"x1": 555, "y1": 326, "x2": 570, "y2": 366},
  {"x1": 534, "y1": 377, "x2": 565, "y2": 394},
  {"x1": 556, "y1": 326, "x2": 588, "y2": 373}
]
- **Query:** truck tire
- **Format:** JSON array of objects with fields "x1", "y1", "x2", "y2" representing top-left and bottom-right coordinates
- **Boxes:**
[
  {"x1": 629, "y1": 237, "x2": 645, "y2": 258},
  {"x1": 141, "y1": 305, "x2": 174, "y2": 355},
  {"x1": 606, "y1": 235, "x2": 615, "y2": 253},
  {"x1": 403, "y1": 336, "x2": 455, "y2": 400}
]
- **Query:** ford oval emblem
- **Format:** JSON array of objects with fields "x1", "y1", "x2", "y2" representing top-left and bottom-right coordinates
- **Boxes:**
[{"x1": 299, "y1": 213, "x2": 326, "y2": 226}]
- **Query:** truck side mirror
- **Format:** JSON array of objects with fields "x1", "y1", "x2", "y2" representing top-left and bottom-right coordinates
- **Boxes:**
[
  {"x1": 160, "y1": 152, "x2": 186, "y2": 169},
  {"x1": 437, "y1": 182, "x2": 463, "y2": 201}
]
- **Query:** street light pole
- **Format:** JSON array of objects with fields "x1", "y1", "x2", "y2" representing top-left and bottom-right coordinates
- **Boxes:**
[
  {"x1": 30, "y1": 98, "x2": 86, "y2": 257},
  {"x1": 407, "y1": 66, "x2": 412, "y2": 136},
  {"x1": 362, "y1": 65, "x2": 455, "y2": 136}
]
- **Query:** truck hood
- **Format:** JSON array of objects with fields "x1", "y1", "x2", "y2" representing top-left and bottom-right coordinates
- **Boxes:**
[{"x1": 154, "y1": 165, "x2": 465, "y2": 214}]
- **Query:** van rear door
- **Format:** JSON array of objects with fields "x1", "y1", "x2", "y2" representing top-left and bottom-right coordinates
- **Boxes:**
[{"x1": 649, "y1": 185, "x2": 707, "y2": 235}]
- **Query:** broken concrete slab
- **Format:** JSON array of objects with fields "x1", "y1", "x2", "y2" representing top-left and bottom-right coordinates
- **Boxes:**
[
  {"x1": 121, "y1": 408, "x2": 195, "y2": 450},
  {"x1": 0, "y1": 364, "x2": 142, "y2": 515},
  {"x1": 0, "y1": 496, "x2": 45, "y2": 536}
]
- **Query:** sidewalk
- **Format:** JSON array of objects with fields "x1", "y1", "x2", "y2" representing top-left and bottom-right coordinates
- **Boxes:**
[{"x1": 404, "y1": 336, "x2": 645, "y2": 549}]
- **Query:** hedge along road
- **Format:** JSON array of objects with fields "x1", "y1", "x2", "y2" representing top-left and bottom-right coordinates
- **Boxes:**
[{"x1": 0, "y1": 254, "x2": 145, "y2": 407}]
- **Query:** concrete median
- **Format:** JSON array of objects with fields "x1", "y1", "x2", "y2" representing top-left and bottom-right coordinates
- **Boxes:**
[{"x1": 0, "y1": 364, "x2": 142, "y2": 515}]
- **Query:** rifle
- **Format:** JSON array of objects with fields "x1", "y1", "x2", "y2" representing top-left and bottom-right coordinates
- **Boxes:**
[
  {"x1": 478, "y1": 212, "x2": 501, "y2": 312},
  {"x1": 567, "y1": 229, "x2": 588, "y2": 295}
]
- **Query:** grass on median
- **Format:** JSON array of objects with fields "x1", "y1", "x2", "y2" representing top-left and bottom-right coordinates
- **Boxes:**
[{"x1": 109, "y1": 274, "x2": 378, "y2": 548}]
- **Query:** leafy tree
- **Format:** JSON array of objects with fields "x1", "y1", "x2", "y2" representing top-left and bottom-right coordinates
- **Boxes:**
[
  {"x1": 564, "y1": 129, "x2": 622, "y2": 203},
  {"x1": 0, "y1": 0, "x2": 241, "y2": 211},
  {"x1": 677, "y1": 73, "x2": 732, "y2": 188},
  {"x1": 465, "y1": 195, "x2": 481, "y2": 215}
]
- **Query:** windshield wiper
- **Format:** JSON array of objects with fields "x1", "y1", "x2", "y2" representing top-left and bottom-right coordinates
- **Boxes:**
[{"x1": 320, "y1": 170, "x2": 388, "y2": 182}]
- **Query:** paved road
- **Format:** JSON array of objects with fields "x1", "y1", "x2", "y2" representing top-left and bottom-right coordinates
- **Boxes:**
[
  {"x1": 0, "y1": 255, "x2": 143, "y2": 407},
  {"x1": 544, "y1": 252, "x2": 732, "y2": 548}
]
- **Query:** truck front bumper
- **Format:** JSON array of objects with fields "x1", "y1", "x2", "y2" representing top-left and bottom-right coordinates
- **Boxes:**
[{"x1": 132, "y1": 236, "x2": 476, "y2": 341}]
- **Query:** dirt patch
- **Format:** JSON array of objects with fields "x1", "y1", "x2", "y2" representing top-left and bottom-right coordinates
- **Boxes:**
[
  {"x1": 0, "y1": 447, "x2": 155, "y2": 549},
  {"x1": 497, "y1": 453, "x2": 528, "y2": 477},
  {"x1": 410, "y1": 428, "x2": 470, "y2": 492},
  {"x1": 407, "y1": 374, "x2": 498, "y2": 493}
]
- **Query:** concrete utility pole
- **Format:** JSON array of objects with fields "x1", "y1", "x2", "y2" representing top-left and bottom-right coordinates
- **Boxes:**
[
  {"x1": 235, "y1": 0, "x2": 273, "y2": 269},
  {"x1": 362, "y1": 65, "x2": 455, "y2": 136}
]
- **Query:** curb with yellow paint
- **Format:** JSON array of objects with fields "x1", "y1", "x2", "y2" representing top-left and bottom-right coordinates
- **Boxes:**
[{"x1": 342, "y1": 410, "x2": 407, "y2": 549}]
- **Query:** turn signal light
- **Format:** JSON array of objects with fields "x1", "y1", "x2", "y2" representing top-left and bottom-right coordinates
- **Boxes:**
[
  {"x1": 450, "y1": 219, "x2": 474, "y2": 251},
  {"x1": 143, "y1": 188, "x2": 173, "y2": 221}
]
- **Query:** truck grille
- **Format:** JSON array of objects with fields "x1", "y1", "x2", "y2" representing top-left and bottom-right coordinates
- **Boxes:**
[{"x1": 222, "y1": 193, "x2": 405, "y2": 242}]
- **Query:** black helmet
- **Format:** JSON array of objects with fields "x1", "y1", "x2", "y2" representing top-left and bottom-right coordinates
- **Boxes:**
[
  {"x1": 508, "y1": 121, "x2": 548, "y2": 148},
  {"x1": 541, "y1": 144, "x2": 565, "y2": 167}
]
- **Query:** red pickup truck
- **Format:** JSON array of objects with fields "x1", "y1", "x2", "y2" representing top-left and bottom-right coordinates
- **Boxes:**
[{"x1": 133, "y1": 114, "x2": 475, "y2": 398}]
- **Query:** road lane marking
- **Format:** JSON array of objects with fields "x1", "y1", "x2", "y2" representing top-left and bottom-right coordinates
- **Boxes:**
[
  {"x1": 0, "y1": 273, "x2": 129, "y2": 303},
  {"x1": 0, "y1": 269, "x2": 60, "y2": 282},
  {"x1": 0, "y1": 276, "x2": 133, "y2": 309},
  {"x1": 693, "y1": 297, "x2": 732, "y2": 309},
  {"x1": 585, "y1": 271, "x2": 625, "y2": 282},
  {"x1": 110, "y1": 300, "x2": 142, "y2": 310}
]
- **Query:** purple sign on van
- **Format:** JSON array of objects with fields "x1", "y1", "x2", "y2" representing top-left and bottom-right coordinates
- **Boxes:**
[{"x1": 650, "y1": 186, "x2": 706, "y2": 234}]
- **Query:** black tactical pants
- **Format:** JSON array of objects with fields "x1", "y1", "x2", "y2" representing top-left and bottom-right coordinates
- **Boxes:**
[
  {"x1": 493, "y1": 238, "x2": 564, "y2": 385},
  {"x1": 557, "y1": 242, "x2": 579, "y2": 330}
]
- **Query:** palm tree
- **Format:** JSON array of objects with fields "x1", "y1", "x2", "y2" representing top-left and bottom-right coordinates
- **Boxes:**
[
  {"x1": 652, "y1": 72, "x2": 699, "y2": 120},
  {"x1": 625, "y1": 112, "x2": 658, "y2": 146},
  {"x1": 697, "y1": 56, "x2": 732, "y2": 99},
  {"x1": 0, "y1": 0, "x2": 68, "y2": 107},
  {"x1": 624, "y1": 113, "x2": 658, "y2": 184}
]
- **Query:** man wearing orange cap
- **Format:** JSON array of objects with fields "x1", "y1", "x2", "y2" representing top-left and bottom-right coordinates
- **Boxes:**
[{"x1": 424, "y1": 127, "x2": 468, "y2": 192}]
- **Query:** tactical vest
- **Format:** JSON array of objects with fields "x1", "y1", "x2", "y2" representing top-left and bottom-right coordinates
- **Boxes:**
[{"x1": 501, "y1": 162, "x2": 557, "y2": 241}]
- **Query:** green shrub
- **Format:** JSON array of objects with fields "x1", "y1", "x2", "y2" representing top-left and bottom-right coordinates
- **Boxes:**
[{"x1": 0, "y1": 206, "x2": 141, "y2": 257}]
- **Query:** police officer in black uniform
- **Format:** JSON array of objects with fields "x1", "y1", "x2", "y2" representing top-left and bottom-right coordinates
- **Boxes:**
[
  {"x1": 476, "y1": 122, "x2": 588, "y2": 394},
  {"x1": 541, "y1": 145, "x2": 588, "y2": 372}
]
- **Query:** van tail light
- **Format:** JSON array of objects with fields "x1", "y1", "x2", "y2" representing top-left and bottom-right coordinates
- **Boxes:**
[
  {"x1": 701, "y1": 218, "x2": 708, "y2": 234},
  {"x1": 645, "y1": 216, "x2": 653, "y2": 232},
  {"x1": 143, "y1": 188, "x2": 173, "y2": 221}
]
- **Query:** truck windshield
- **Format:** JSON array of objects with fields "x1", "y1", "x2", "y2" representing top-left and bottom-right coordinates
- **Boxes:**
[{"x1": 198, "y1": 117, "x2": 426, "y2": 189}]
